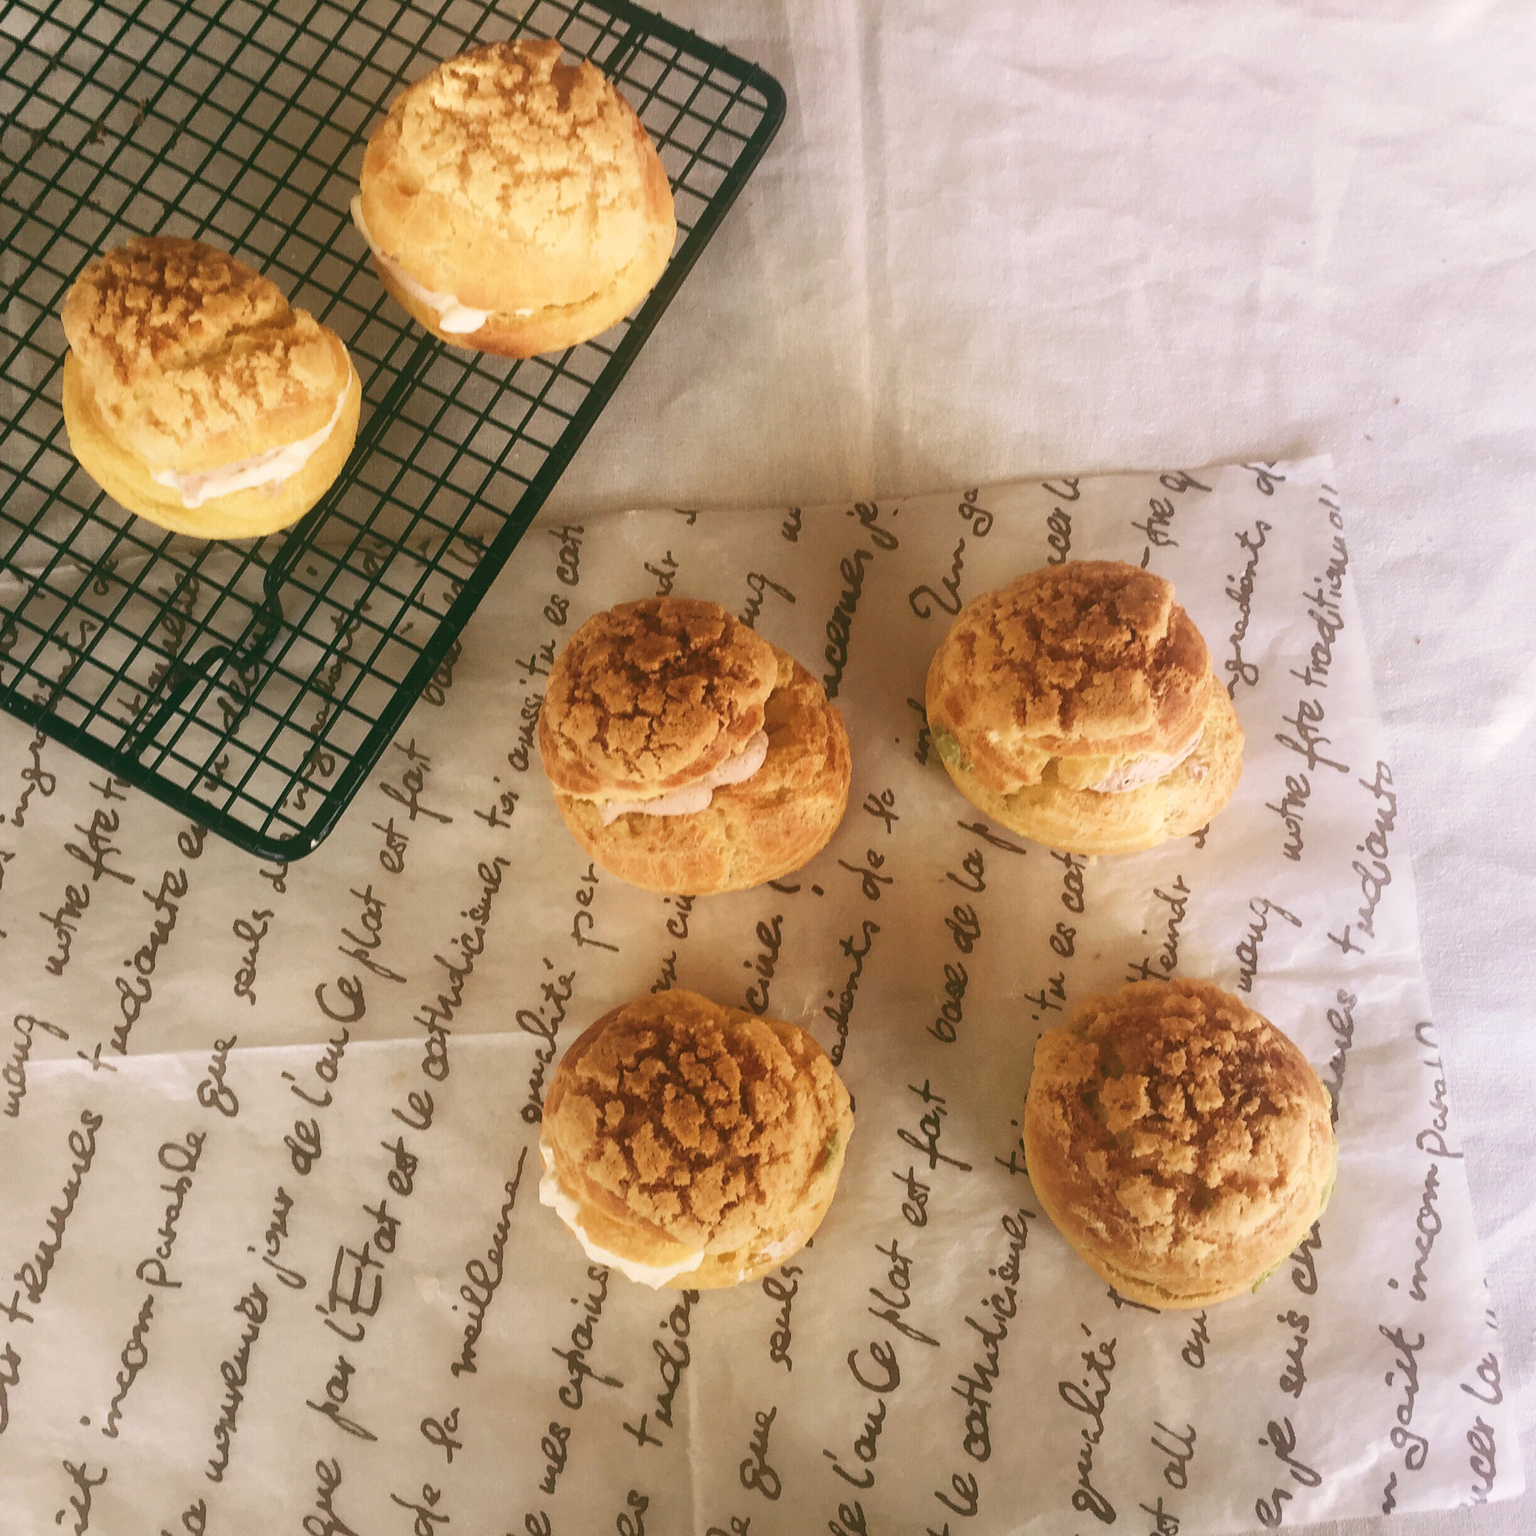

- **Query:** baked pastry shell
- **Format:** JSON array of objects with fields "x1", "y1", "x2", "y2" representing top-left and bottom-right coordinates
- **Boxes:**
[
  {"x1": 542, "y1": 996, "x2": 854, "y2": 1290},
  {"x1": 369, "y1": 205, "x2": 673, "y2": 360},
  {"x1": 540, "y1": 597, "x2": 780, "y2": 802},
  {"x1": 63, "y1": 351, "x2": 362, "y2": 539},
  {"x1": 546, "y1": 1136, "x2": 848, "y2": 1291},
  {"x1": 358, "y1": 43, "x2": 677, "y2": 357},
  {"x1": 925, "y1": 562, "x2": 1214, "y2": 795},
  {"x1": 552, "y1": 648, "x2": 852, "y2": 894},
  {"x1": 1023, "y1": 979, "x2": 1336, "y2": 1308},
  {"x1": 60, "y1": 236, "x2": 355, "y2": 476},
  {"x1": 933, "y1": 682, "x2": 1243, "y2": 855}
]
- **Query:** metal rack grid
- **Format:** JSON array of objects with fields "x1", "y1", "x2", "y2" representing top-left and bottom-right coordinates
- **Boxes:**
[{"x1": 0, "y1": 0, "x2": 784, "y2": 858}]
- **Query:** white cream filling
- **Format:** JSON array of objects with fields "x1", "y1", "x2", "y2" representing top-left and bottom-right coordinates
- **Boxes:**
[
  {"x1": 597, "y1": 729, "x2": 770, "y2": 826},
  {"x1": 351, "y1": 196, "x2": 533, "y2": 333},
  {"x1": 1089, "y1": 730, "x2": 1203, "y2": 794},
  {"x1": 539, "y1": 1144, "x2": 704, "y2": 1289},
  {"x1": 150, "y1": 383, "x2": 349, "y2": 509}
]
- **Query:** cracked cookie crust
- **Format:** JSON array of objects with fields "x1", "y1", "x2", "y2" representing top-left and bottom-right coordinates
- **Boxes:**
[
  {"x1": 61, "y1": 236, "x2": 360, "y2": 537},
  {"x1": 63, "y1": 238, "x2": 351, "y2": 472},
  {"x1": 927, "y1": 561, "x2": 1213, "y2": 792},
  {"x1": 541, "y1": 599, "x2": 851, "y2": 894},
  {"x1": 541, "y1": 989, "x2": 854, "y2": 1288},
  {"x1": 541, "y1": 598, "x2": 779, "y2": 802},
  {"x1": 1024, "y1": 978, "x2": 1335, "y2": 1308},
  {"x1": 924, "y1": 560, "x2": 1241, "y2": 853},
  {"x1": 355, "y1": 38, "x2": 675, "y2": 356}
]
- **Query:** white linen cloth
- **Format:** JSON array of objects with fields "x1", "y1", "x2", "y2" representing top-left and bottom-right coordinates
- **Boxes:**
[{"x1": 3, "y1": 3, "x2": 1534, "y2": 1532}]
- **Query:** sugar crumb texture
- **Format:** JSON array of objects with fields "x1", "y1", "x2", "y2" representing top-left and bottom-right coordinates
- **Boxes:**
[
  {"x1": 399, "y1": 41, "x2": 647, "y2": 250},
  {"x1": 539, "y1": 598, "x2": 779, "y2": 798},
  {"x1": 1031, "y1": 978, "x2": 1327, "y2": 1264},
  {"x1": 62, "y1": 236, "x2": 345, "y2": 470},
  {"x1": 547, "y1": 991, "x2": 847, "y2": 1250},
  {"x1": 928, "y1": 561, "x2": 1213, "y2": 782}
]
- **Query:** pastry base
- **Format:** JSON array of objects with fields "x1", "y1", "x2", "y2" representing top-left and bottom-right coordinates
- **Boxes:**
[
  {"x1": 63, "y1": 352, "x2": 361, "y2": 540},
  {"x1": 937, "y1": 684, "x2": 1244, "y2": 856}
]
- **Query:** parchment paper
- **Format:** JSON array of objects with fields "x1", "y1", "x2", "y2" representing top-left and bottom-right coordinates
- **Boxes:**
[{"x1": 0, "y1": 460, "x2": 1518, "y2": 1535}]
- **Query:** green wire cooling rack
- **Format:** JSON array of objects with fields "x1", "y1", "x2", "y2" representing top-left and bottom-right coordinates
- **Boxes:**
[{"x1": 0, "y1": 0, "x2": 784, "y2": 858}]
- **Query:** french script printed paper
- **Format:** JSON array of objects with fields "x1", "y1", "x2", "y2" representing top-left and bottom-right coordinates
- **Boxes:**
[{"x1": 0, "y1": 459, "x2": 1518, "y2": 1535}]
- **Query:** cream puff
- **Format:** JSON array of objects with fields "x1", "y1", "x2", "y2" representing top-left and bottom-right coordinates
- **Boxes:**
[
  {"x1": 539, "y1": 597, "x2": 851, "y2": 894},
  {"x1": 925, "y1": 560, "x2": 1242, "y2": 854},
  {"x1": 61, "y1": 236, "x2": 360, "y2": 539},
  {"x1": 1024, "y1": 978, "x2": 1336, "y2": 1308},
  {"x1": 539, "y1": 989, "x2": 854, "y2": 1289},
  {"x1": 352, "y1": 38, "x2": 676, "y2": 357}
]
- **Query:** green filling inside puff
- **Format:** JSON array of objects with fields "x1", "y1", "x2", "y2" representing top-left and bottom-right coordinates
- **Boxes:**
[{"x1": 934, "y1": 727, "x2": 969, "y2": 772}]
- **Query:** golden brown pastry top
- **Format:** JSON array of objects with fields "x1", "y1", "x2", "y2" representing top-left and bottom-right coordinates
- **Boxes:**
[
  {"x1": 1028, "y1": 979, "x2": 1333, "y2": 1271},
  {"x1": 550, "y1": 644, "x2": 853, "y2": 894},
  {"x1": 543, "y1": 991, "x2": 850, "y2": 1253},
  {"x1": 358, "y1": 38, "x2": 673, "y2": 312},
  {"x1": 61, "y1": 236, "x2": 350, "y2": 474},
  {"x1": 539, "y1": 598, "x2": 779, "y2": 801},
  {"x1": 926, "y1": 561, "x2": 1213, "y2": 794}
]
